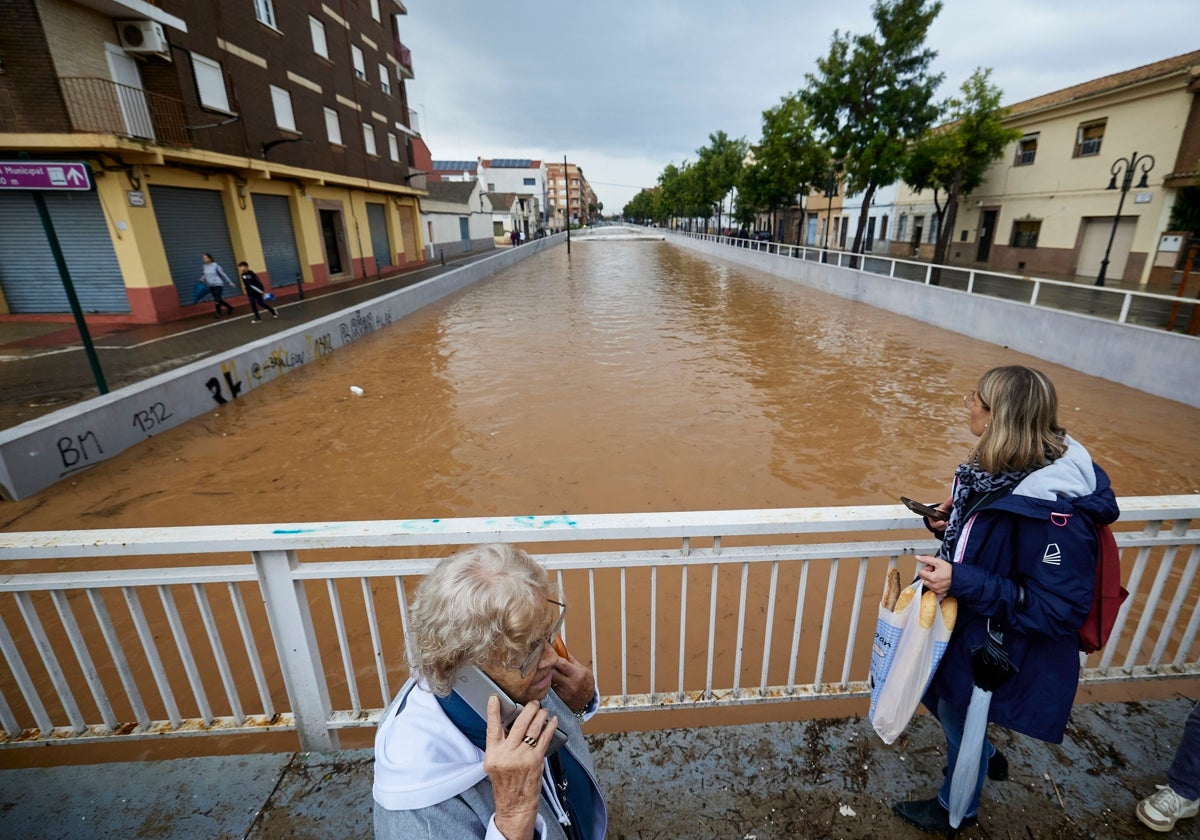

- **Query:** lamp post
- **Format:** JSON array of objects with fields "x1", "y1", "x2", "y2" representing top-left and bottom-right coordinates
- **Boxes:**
[{"x1": 1095, "y1": 150, "x2": 1154, "y2": 287}]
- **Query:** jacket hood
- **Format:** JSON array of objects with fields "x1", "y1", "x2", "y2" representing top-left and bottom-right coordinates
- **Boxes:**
[
  {"x1": 373, "y1": 679, "x2": 488, "y2": 811},
  {"x1": 1005, "y1": 435, "x2": 1119, "y2": 526}
]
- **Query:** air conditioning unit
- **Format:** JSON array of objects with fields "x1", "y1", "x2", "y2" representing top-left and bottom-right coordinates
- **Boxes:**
[{"x1": 117, "y1": 20, "x2": 169, "y2": 55}]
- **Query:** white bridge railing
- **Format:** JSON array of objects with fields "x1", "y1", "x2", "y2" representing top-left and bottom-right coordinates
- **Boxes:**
[
  {"x1": 673, "y1": 229, "x2": 1198, "y2": 334},
  {"x1": 1, "y1": 497, "x2": 1197, "y2": 752}
]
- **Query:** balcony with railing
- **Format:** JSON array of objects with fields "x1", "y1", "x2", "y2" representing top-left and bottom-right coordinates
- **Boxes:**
[
  {"x1": 58, "y1": 76, "x2": 191, "y2": 147},
  {"x1": 394, "y1": 39, "x2": 414, "y2": 78}
]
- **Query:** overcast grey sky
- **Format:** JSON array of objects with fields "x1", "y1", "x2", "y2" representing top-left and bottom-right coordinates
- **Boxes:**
[{"x1": 403, "y1": 1, "x2": 1198, "y2": 212}]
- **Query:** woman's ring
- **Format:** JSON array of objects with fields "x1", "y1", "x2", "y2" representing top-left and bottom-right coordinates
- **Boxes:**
[{"x1": 522, "y1": 735, "x2": 538, "y2": 747}]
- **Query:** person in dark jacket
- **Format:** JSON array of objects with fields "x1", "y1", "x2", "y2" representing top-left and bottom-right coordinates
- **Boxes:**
[
  {"x1": 893, "y1": 365, "x2": 1120, "y2": 833},
  {"x1": 237, "y1": 261, "x2": 278, "y2": 322}
]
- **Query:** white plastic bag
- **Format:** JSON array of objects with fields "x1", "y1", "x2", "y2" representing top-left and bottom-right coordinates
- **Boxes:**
[{"x1": 869, "y1": 578, "x2": 953, "y2": 744}]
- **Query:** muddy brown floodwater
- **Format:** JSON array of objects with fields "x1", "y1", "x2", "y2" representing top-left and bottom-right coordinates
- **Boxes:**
[
  {"x1": 2, "y1": 241, "x2": 1199, "y2": 763},
  {"x1": 6, "y1": 241, "x2": 1196, "y2": 532}
]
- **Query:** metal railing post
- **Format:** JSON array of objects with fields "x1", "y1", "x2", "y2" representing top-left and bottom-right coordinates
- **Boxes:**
[{"x1": 253, "y1": 549, "x2": 339, "y2": 751}]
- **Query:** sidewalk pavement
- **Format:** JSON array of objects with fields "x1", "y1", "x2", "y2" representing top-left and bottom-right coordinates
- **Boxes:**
[
  {"x1": 0, "y1": 250, "x2": 498, "y2": 431},
  {"x1": 0, "y1": 696, "x2": 1195, "y2": 839}
]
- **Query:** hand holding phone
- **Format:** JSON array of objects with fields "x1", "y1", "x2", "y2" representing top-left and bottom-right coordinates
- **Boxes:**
[
  {"x1": 900, "y1": 496, "x2": 949, "y2": 521},
  {"x1": 452, "y1": 664, "x2": 567, "y2": 755}
]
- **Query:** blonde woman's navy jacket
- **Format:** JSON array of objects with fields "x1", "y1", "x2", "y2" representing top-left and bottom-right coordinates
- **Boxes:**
[{"x1": 923, "y1": 436, "x2": 1119, "y2": 743}]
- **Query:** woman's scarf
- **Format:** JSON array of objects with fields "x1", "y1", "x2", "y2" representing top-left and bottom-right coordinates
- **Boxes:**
[{"x1": 936, "y1": 460, "x2": 1032, "y2": 561}]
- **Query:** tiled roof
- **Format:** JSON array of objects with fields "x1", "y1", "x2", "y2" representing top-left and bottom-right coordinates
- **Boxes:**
[
  {"x1": 484, "y1": 191, "x2": 518, "y2": 208},
  {"x1": 424, "y1": 181, "x2": 477, "y2": 205},
  {"x1": 1007, "y1": 50, "x2": 1200, "y2": 117}
]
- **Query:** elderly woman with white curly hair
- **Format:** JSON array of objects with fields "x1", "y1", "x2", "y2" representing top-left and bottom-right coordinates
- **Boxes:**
[{"x1": 373, "y1": 543, "x2": 607, "y2": 840}]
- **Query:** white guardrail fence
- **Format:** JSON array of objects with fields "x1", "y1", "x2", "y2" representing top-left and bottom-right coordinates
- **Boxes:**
[
  {"x1": 669, "y1": 229, "x2": 1198, "y2": 333},
  {"x1": 1, "y1": 498, "x2": 1197, "y2": 752}
]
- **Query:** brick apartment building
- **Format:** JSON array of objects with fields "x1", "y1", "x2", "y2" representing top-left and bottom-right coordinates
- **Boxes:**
[
  {"x1": 0, "y1": 0, "x2": 424, "y2": 323},
  {"x1": 545, "y1": 160, "x2": 597, "y2": 228}
]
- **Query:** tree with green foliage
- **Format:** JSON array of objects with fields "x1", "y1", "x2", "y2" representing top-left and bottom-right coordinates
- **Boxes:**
[
  {"x1": 657, "y1": 162, "x2": 688, "y2": 228},
  {"x1": 802, "y1": 0, "x2": 944, "y2": 258},
  {"x1": 694, "y1": 130, "x2": 747, "y2": 234},
  {"x1": 905, "y1": 68, "x2": 1020, "y2": 271},
  {"x1": 736, "y1": 159, "x2": 771, "y2": 230},
  {"x1": 745, "y1": 94, "x2": 830, "y2": 241},
  {"x1": 623, "y1": 189, "x2": 656, "y2": 224}
]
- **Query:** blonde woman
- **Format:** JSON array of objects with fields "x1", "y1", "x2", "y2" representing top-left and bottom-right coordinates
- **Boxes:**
[{"x1": 893, "y1": 365, "x2": 1119, "y2": 832}]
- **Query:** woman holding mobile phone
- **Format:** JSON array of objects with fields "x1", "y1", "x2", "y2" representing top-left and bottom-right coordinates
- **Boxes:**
[
  {"x1": 892, "y1": 366, "x2": 1118, "y2": 833},
  {"x1": 373, "y1": 544, "x2": 606, "y2": 840}
]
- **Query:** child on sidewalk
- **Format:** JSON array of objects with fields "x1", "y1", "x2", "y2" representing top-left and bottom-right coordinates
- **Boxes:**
[{"x1": 238, "y1": 261, "x2": 279, "y2": 323}]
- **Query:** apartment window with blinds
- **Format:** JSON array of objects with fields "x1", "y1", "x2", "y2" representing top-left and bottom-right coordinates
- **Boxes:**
[
  {"x1": 351, "y1": 46, "x2": 366, "y2": 81},
  {"x1": 388, "y1": 133, "x2": 400, "y2": 162},
  {"x1": 1074, "y1": 120, "x2": 1105, "y2": 158},
  {"x1": 363, "y1": 123, "x2": 377, "y2": 156},
  {"x1": 324, "y1": 107, "x2": 342, "y2": 145},
  {"x1": 1011, "y1": 219, "x2": 1041, "y2": 248},
  {"x1": 1015, "y1": 134, "x2": 1038, "y2": 166},
  {"x1": 190, "y1": 53, "x2": 231, "y2": 112},
  {"x1": 310, "y1": 17, "x2": 328, "y2": 59},
  {"x1": 269, "y1": 85, "x2": 295, "y2": 132},
  {"x1": 379, "y1": 64, "x2": 391, "y2": 95}
]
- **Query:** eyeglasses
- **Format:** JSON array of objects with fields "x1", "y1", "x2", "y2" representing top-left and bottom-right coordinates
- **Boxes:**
[
  {"x1": 518, "y1": 598, "x2": 567, "y2": 677},
  {"x1": 962, "y1": 390, "x2": 990, "y2": 410}
]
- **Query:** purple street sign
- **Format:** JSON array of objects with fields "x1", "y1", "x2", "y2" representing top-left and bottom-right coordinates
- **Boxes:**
[{"x1": 0, "y1": 161, "x2": 93, "y2": 191}]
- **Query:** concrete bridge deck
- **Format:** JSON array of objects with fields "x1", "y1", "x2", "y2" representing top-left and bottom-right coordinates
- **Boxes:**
[{"x1": 1, "y1": 696, "x2": 1195, "y2": 839}]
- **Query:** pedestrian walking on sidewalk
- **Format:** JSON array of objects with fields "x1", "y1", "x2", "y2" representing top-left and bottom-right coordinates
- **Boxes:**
[
  {"x1": 1136, "y1": 699, "x2": 1200, "y2": 832},
  {"x1": 238, "y1": 261, "x2": 278, "y2": 323},
  {"x1": 200, "y1": 253, "x2": 235, "y2": 318}
]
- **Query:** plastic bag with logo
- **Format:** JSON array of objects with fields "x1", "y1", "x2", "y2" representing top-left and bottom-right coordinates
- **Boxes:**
[{"x1": 869, "y1": 576, "x2": 956, "y2": 745}]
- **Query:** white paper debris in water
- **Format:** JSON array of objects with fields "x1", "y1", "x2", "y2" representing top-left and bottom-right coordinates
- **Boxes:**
[
  {"x1": 839, "y1": 804, "x2": 856, "y2": 817},
  {"x1": 350, "y1": 386, "x2": 364, "y2": 396}
]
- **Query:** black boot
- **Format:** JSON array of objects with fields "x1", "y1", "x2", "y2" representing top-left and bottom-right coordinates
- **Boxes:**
[{"x1": 892, "y1": 797, "x2": 976, "y2": 833}]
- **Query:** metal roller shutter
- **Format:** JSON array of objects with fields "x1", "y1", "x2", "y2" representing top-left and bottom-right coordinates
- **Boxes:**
[
  {"x1": 252, "y1": 193, "x2": 302, "y2": 288},
  {"x1": 0, "y1": 190, "x2": 129, "y2": 313},
  {"x1": 150, "y1": 185, "x2": 238, "y2": 305},
  {"x1": 366, "y1": 202, "x2": 392, "y2": 270}
]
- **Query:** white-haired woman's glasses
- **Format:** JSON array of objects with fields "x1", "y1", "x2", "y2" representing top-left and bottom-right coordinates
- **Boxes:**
[{"x1": 518, "y1": 599, "x2": 566, "y2": 676}]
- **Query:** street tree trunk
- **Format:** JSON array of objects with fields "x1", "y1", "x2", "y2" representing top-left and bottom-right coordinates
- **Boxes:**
[
  {"x1": 931, "y1": 169, "x2": 962, "y2": 285},
  {"x1": 850, "y1": 184, "x2": 877, "y2": 269}
]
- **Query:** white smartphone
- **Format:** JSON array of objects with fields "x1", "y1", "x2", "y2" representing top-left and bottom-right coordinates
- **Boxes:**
[{"x1": 451, "y1": 663, "x2": 567, "y2": 755}]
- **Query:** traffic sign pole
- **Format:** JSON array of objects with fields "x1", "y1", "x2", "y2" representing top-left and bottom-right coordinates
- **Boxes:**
[{"x1": 19, "y1": 152, "x2": 108, "y2": 395}]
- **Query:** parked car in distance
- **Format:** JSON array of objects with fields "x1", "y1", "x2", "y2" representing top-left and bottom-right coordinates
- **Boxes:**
[{"x1": 752, "y1": 231, "x2": 772, "y2": 241}]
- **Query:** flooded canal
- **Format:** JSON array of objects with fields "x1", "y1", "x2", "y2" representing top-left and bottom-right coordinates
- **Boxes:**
[
  {"x1": 2, "y1": 240, "x2": 1198, "y2": 765},
  {"x1": 4, "y1": 241, "x2": 1197, "y2": 534}
]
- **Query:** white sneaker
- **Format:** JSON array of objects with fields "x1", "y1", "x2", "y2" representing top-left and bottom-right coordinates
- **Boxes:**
[{"x1": 1137, "y1": 784, "x2": 1200, "y2": 832}]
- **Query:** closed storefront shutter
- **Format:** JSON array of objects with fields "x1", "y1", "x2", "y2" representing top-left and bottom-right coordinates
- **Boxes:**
[
  {"x1": 366, "y1": 202, "x2": 391, "y2": 270},
  {"x1": 252, "y1": 193, "x2": 302, "y2": 288},
  {"x1": 0, "y1": 190, "x2": 129, "y2": 313},
  {"x1": 150, "y1": 185, "x2": 237, "y2": 305}
]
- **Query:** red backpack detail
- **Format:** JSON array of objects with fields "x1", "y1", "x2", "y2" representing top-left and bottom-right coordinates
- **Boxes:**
[{"x1": 1077, "y1": 521, "x2": 1128, "y2": 653}]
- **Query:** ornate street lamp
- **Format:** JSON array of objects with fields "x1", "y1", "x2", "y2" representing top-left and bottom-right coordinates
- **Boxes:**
[{"x1": 1095, "y1": 150, "x2": 1154, "y2": 287}]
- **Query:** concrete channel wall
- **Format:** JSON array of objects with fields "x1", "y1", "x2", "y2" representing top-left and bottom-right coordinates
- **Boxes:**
[
  {"x1": 0, "y1": 236, "x2": 562, "y2": 501},
  {"x1": 673, "y1": 234, "x2": 1200, "y2": 410}
]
